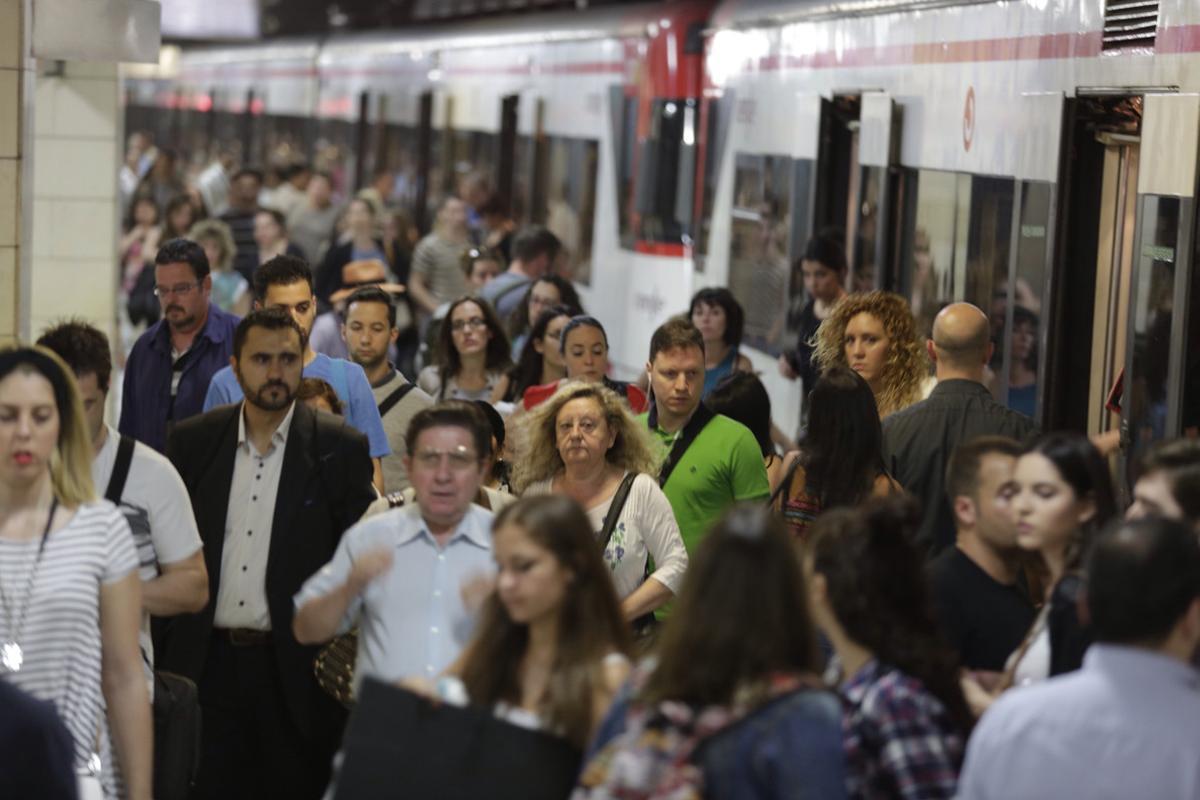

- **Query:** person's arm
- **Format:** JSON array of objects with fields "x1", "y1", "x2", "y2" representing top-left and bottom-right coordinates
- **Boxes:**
[
  {"x1": 100, "y1": 572, "x2": 153, "y2": 800},
  {"x1": 620, "y1": 577, "x2": 672, "y2": 621},
  {"x1": 202, "y1": 367, "x2": 235, "y2": 412},
  {"x1": 620, "y1": 479, "x2": 688, "y2": 620},
  {"x1": 407, "y1": 271, "x2": 440, "y2": 315},
  {"x1": 142, "y1": 550, "x2": 208, "y2": 615},
  {"x1": 343, "y1": 364, "x2": 390, "y2": 494},
  {"x1": 372, "y1": 458, "x2": 385, "y2": 495},
  {"x1": 293, "y1": 545, "x2": 393, "y2": 644}
]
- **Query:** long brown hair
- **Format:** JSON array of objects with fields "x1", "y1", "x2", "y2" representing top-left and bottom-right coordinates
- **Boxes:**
[
  {"x1": 458, "y1": 495, "x2": 630, "y2": 748},
  {"x1": 641, "y1": 505, "x2": 821, "y2": 706},
  {"x1": 437, "y1": 296, "x2": 512, "y2": 391}
]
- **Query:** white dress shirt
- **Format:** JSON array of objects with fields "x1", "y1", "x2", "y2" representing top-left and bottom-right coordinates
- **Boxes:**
[{"x1": 214, "y1": 402, "x2": 295, "y2": 630}]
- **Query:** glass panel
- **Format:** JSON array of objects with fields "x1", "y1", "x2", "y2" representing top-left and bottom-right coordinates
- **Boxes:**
[
  {"x1": 903, "y1": 169, "x2": 959, "y2": 338},
  {"x1": 635, "y1": 98, "x2": 697, "y2": 246},
  {"x1": 695, "y1": 94, "x2": 733, "y2": 270},
  {"x1": 536, "y1": 136, "x2": 599, "y2": 285},
  {"x1": 609, "y1": 88, "x2": 638, "y2": 250},
  {"x1": 313, "y1": 118, "x2": 358, "y2": 198},
  {"x1": 380, "y1": 123, "x2": 422, "y2": 221},
  {"x1": 443, "y1": 130, "x2": 498, "y2": 207},
  {"x1": 996, "y1": 181, "x2": 1052, "y2": 420},
  {"x1": 728, "y1": 153, "x2": 793, "y2": 354},
  {"x1": 511, "y1": 133, "x2": 534, "y2": 224},
  {"x1": 781, "y1": 159, "x2": 816, "y2": 359},
  {"x1": 853, "y1": 166, "x2": 884, "y2": 292},
  {"x1": 1127, "y1": 195, "x2": 1181, "y2": 468}
]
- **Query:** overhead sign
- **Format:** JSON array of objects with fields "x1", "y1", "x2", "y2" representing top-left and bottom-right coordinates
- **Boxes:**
[{"x1": 32, "y1": 0, "x2": 161, "y2": 63}]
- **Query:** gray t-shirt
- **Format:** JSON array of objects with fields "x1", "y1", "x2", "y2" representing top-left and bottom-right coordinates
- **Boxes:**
[
  {"x1": 0, "y1": 501, "x2": 138, "y2": 793},
  {"x1": 479, "y1": 271, "x2": 531, "y2": 323},
  {"x1": 411, "y1": 233, "x2": 469, "y2": 307},
  {"x1": 371, "y1": 370, "x2": 433, "y2": 492},
  {"x1": 287, "y1": 203, "x2": 341, "y2": 265}
]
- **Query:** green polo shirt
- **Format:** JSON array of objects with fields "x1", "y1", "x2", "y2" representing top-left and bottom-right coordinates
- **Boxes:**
[{"x1": 640, "y1": 409, "x2": 771, "y2": 555}]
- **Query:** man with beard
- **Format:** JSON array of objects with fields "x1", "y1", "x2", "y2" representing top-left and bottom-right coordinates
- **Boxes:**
[
  {"x1": 160, "y1": 308, "x2": 376, "y2": 799},
  {"x1": 119, "y1": 238, "x2": 240, "y2": 453},
  {"x1": 204, "y1": 255, "x2": 390, "y2": 492},
  {"x1": 341, "y1": 285, "x2": 432, "y2": 493}
]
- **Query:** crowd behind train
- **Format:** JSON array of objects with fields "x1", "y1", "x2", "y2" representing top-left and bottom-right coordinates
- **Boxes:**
[{"x1": 2, "y1": 133, "x2": 1200, "y2": 800}]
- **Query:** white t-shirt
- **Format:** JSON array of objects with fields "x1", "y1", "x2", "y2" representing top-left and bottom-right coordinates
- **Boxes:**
[
  {"x1": 525, "y1": 472, "x2": 688, "y2": 599},
  {"x1": 92, "y1": 425, "x2": 203, "y2": 684}
]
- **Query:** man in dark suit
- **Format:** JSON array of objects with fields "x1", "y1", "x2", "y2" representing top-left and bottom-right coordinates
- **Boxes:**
[{"x1": 161, "y1": 307, "x2": 376, "y2": 799}]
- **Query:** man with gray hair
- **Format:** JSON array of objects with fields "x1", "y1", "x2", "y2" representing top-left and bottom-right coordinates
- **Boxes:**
[{"x1": 883, "y1": 303, "x2": 1037, "y2": 557}]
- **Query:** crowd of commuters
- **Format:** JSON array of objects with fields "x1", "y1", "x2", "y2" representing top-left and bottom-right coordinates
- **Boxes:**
[{"x1": 3, "y1": 142, "x2": 1200, "y2": 800}]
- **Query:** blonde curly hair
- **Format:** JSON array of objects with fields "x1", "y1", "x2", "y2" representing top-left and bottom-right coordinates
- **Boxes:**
[
  {"x1": 812, "y1": 290, "x2": 928, "y2": 417},
  {"x1": 510, "y1": 381, "x2": 665, "y2": 493}
]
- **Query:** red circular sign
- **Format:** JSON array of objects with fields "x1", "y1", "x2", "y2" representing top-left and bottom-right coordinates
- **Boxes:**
[{"x1": 963, "y1": 87, "x2": 976, "y2": 152}]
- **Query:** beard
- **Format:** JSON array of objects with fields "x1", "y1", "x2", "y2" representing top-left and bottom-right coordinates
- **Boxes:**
[
  {"x1": 164, "y1": 305, "x2": 196, "y2": 331},
  {"x1": 246, "y1": 379, "x2": 295, "y2": 411}
]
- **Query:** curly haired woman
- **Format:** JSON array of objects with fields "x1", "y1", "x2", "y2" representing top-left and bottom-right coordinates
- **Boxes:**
[
  {"x1": 813, "y1": 291, "x2": 929, "y2": 418},
  {"x1": 513, "y1": 382, "x2": 688, "y2": 621}
]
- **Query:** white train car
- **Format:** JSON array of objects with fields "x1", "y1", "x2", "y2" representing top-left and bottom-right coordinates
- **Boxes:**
[
  {"x1": 124, "y1": 0, "x2": 1200, "y2": 477},
  {"x1": 701, "y1": 0, "x2": 1200, "y2": 479}
]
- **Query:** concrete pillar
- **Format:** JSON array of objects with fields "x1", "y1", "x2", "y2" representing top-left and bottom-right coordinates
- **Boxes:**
[{"x1": 0, "y1": 0, "x2": 31, "y2": 347}]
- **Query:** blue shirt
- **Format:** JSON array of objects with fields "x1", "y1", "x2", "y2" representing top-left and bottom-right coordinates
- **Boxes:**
[
  {"x1": 959, "y1": 644, "x2": 1200, "y2": 799},
  {"x1": 202, "y1": 352, "x2": 390, "y2": 459},
  {"x1": 118, "y1": 303, "x2": 239, "y2": 453},
  {"x1": 293, "y1": 503, "x2": 494, "y2": 687}
]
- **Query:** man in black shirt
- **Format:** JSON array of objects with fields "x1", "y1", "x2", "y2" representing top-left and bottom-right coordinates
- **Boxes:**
[
  {"x1": 883, "y1": 303, "x2": 1037, "y2": 556},
  {"x1": 929, "y1": 436, "x2": 1035, "y2": 673}
]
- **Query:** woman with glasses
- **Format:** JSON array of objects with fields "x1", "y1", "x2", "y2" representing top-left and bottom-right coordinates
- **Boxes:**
[
  {"x1": 0, "y1": 347, "x2": 152, "y2": 799},
  {"x1": 513, "y1": 382, "x2": 687, "y2": 622},
  {"x1": 417, "y1": 296, "x2": 513, "y2": 403}
]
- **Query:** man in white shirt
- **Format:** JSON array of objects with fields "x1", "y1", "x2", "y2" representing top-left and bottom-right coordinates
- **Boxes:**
[
  {"x1": 38, "y1": 321, "x2": 208, "y2": 687},
  {"x1": 294, "y1": 401, "x2": 496, "y2": 687},
  {"x1": 161, "y1": 308, "x2": 377, "y2": 800},
  {"x1": 959, "y1": 516, "x2": 1200, "y2": 799}
]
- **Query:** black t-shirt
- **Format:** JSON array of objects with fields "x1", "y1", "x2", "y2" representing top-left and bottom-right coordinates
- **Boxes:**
[{"x1": 928, "y1": 547, "x2": 1035, "y2": 671}]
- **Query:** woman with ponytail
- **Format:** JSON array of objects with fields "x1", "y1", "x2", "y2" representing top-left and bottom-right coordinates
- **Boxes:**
[{"x1": 806, "y1": 496, "x2": 971, "y2": 800}]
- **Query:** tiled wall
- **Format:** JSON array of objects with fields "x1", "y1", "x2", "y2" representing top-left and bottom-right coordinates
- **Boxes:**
[
  {"x1": 29, "y1": 62, "x2": 120, "y2": 341},
  {"x1": 0, "y1": 0, "x2": 27, "y2": 347}
]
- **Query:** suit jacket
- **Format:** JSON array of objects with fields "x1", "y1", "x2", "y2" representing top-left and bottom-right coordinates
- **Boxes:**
[{"x1": 161, "y1": 401, "x2": 376, "y2": 736}]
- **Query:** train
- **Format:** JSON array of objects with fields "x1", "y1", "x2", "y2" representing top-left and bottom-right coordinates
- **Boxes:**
[{"x1": 124, "y1": 0, "x2": 1200, "y2": 485}]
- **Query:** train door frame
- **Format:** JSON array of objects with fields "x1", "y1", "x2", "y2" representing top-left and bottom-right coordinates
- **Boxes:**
[
  {"x1": 497, "y1": 94, "x2": 520, "y2": 211},
  {"x1": 857, "y1": 92, "x2": 902, "y2": 292},
  {"x1": 414, "y1": 90, "x2": 434, "y2": 233},
  {"x1": 353, "y1": 90, "x2": 370, "y2": 191},
  {"x1": 1121, "y1": 93, "x2": 1200, "y2": 487}
]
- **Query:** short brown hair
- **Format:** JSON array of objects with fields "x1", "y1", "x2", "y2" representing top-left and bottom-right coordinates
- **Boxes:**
[
  {"x1": 648, "y1": 317, "x2": 704, "y2": 363},
  {"x1": 945, "y1": 435, "x2": 1021, "y2": 503},
  {"x1": 296, "y1": 378, "x2": 343, "y2": 415}
]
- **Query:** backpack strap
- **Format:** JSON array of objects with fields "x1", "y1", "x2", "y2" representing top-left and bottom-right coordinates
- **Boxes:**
[
  {"x1": 598, "y1": 472, "x2": 639, "y2": 553},
  {"x1": 649, "y1": 403, "x2": 716, "y2": 488},
  {"x1": 377, "y1": 380, "x2": 416, "y2": 418},
  {"x1": 105, "y1": 434, "x2": 137, "y2": 504}
]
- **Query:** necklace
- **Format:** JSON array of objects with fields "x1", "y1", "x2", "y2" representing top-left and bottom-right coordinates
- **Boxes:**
[{"x1": 0, "y1": 497, "x2": 58, "y2": 673}]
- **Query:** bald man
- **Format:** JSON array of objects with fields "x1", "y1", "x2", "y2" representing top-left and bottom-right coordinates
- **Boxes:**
[{"x1": 882, "y1": 303, "x2": 1038, "y2": 556}]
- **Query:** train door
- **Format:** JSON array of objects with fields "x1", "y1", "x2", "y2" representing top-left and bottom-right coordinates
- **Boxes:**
[{"x1": 1121, "y1": 94, "x2": 1200, "y2": 484}]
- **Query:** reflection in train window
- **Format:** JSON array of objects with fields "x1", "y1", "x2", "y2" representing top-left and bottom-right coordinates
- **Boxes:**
[
  {"x1": 438, "y1": 130, "x2": 498, "y2": 216},
  {"x1": 853, "y1": 166, "x2": 884, "y2": 292},
  {"x1": 636, "y1": 98, "x2": 699, "y2": 247},
  {"x1": 728, "y1": 153, "x2": 794, "y2": 355},
  {"x1": 901, "y1": 170, "x2": 1015, "y2": 351},
  {"x1": 1001, "y1": 182, "x2": 1052, "y2": 420},
  {"x1": 532, "y1": 136, "x2": 598, "y2": 285},
  {"x1": 1127, "y1": 195, "x2": 1180, "y2": 462},
  {"x1": 379, "y1": 123, "x2": 423, "y2": 220},
  {"x1": 695, "y1": 94, "x2": 734, "y2": 271}
]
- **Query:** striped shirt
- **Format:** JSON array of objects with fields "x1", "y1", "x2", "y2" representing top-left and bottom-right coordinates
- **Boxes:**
[{"x1": 0, "y1": 501, "x2": 139, "y2": 791}]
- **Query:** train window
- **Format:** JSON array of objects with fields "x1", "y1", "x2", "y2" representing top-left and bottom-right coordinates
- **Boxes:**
[
  {"x1": 999, "y1": 181, "x2": 1053, "y2": 420},
  {"x1": 608, "y1": 89, "x2": 638, "y2": 250},
  {"x1": 441, "y1": 130, "x2": 498, "y2": 211},
  {"x1": 902, "y1": 171, "x2": 1015, "y2": 343},
  {"x1": 511, "y1": 133, "x2": 535, "y2": 224},
  {"x1": 380, "y1": 124, "x2": 423, "y2": 220},
  {"x1": 1126, "y1": 195, "x2": 1181, "y2": 457},
  {"x1": 532, "y1": 136, "x2": 599, "y2": 285},
  {"x1": 635, "y1": 98, "x2": 699, "y2": 247},
  {"x1": 728, "y1": 153, "x2": 794, "y2": 354}
]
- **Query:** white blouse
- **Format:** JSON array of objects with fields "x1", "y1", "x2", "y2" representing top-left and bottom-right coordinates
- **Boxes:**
[{"x1": 525, "y1": 472, "x2": 688, "y2": 600}]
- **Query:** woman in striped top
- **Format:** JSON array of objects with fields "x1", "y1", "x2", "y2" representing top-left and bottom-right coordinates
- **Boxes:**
[{"x1": 0, "y1": 347, "x2": 151, "y2": 800}]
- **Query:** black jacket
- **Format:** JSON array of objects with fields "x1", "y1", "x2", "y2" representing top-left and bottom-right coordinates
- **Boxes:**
[
  {"x1": 160, "y1": 402, "x2": 376, "y2": 736},
  {"x1": 882, "y1": 379, "x2": 1038, "y2": 557}
]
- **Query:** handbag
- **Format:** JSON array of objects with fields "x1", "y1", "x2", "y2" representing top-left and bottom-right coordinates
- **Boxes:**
[{"x1": 315, "y1": 630, "x2": 360, "y2": 707}]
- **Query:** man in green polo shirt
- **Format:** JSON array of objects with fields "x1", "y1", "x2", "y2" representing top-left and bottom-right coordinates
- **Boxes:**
[{"x1": 639, "y1": 318, "x2": 770, "y2": 554}]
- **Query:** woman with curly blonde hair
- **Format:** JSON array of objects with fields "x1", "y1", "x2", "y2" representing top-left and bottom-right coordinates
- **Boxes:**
[
  {"x1": 813, "y1": 290, "x2": 928, "y2": 418},
  {"x1": 514, "y1": 382, "x2": 688, "y2": 621}
]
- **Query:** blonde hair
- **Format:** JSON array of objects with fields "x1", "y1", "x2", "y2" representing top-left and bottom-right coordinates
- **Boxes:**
[
  {"x1": 188, "y1": 218, "x2": 237, "y2": 272},
  {"x1": 0, "y1": 346, "x2": 96, "y2": 508},
  {"x1": 812, "y1": 291, "x2": 928, "y2": 418},
  {"x1": 511, "y1": 381, "x2": 664, "y2": 493}
]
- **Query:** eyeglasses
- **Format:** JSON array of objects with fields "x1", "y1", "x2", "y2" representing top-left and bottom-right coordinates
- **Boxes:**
[
  {"x1": 450, "y1": 317, "x2": 487, "y2": 333},
  {"x1": 413, "y1": 446, "x2": 480, "y2": 470},
  {"x1": 153, "y1": 280, "x2": 202, "y2": 298}
]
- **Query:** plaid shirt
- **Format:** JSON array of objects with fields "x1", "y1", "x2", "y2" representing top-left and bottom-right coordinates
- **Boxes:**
[{"x1": 840, "y1": 659, "x2": 963, "y2": 799}]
